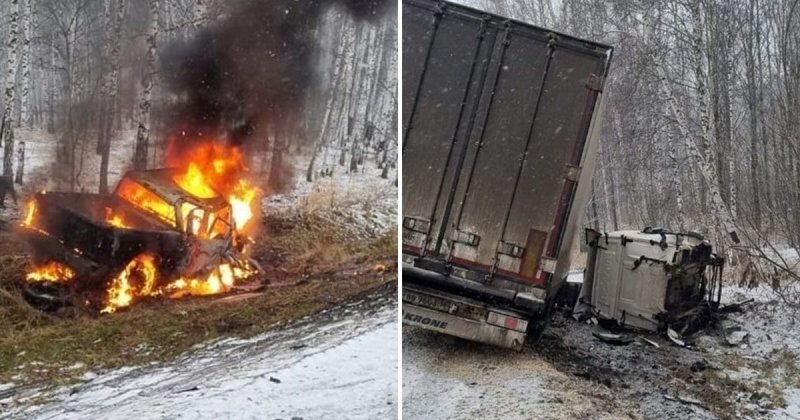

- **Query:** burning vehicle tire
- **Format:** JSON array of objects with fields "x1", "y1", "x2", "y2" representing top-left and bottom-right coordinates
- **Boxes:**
[{"x1": 22, "y1": 281, "x2": 72, "y2": 312}]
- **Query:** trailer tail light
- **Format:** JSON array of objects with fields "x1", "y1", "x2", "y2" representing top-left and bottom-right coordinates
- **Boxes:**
[{"x1": 487, "y1": 312, "x2": 528, "y2": 333}]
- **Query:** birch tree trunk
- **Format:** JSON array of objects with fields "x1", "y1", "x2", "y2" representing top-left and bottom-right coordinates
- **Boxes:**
[
  {"x1": 2, "y1": 0, "x2": 20, "y2": 177},
  {"x1": 306, "y1": 16, "x2": 352, "y2": 181},
  {"x1": 15, "y1": 141, "x2": 24, "y2": 184},
  {"x1": 98, "y1": 0, "x2": 127, "y2": 193},
  {"x1": 647, "y1": 12, "x2": 740, "y2": 244},
  {"x1": 668, "y1": 129, "x2": 685, "y2": 230},
  {"x1": 19, "y1": 0, "x2": 33, "y2": 128},
  {"x1": 47, "y1": 34, "x2": 55, "y2": 133},
  {"x1": 133, "y1": 0, "x2": 160, "y2": 170}
]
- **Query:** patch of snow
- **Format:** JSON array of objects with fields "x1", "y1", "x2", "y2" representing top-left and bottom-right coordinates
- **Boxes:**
[
  {"x1": 403, "y1": 328, "x2": 629, "y2": 419},
  {"x1": 774, "y1": 388, "x2": 800, "y2": 419},
  {"x1": 4, "y1": 294, "x2": 397, "y2": 420},
  {"x1": 264, "y1": 154, "x2": 397, "y2": 239},
  {"x1": 721, "y1": 285, "x2": 800, "y2": 358}
]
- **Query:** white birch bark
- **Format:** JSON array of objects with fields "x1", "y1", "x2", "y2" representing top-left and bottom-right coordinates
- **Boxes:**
[
  {"x1": 644, "y1": 8, "x2": 739, "y2": 243},
  {"x1": 133, "y1": 0, "x2": 160, "y2": 170},
  {"x1": 98, "y1": 0, "x2": 127, "y2": 193},
  {"x1": 19, "y1": 0, "x2": 33, "y2": 128},
  {"x1": 668, "y1": 131, "x2": 685, "y2": 230},
  {"x1": 3, "y1": 0, "x2": 20, "y2": 177},
  {"x1": 193, "y1": 0, "x2": 207, "y2": 29},
  {"x1": 690, "y1": 1, "x2": 716, "y2": 213}
]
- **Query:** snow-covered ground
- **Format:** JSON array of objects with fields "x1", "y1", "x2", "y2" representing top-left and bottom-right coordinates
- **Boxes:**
[
  {"x1": 265, "y1": 153, "x2": 397, "y2": 239},
  {"x1": 403, "y1": 283, "x2": 800, "y2": 419},
  {"x1": 403, "y1": 328, "x2": 629, "y2": 420},
  {"x1": 14, "y1": 127, "x2": 136, "y2": 192},
  {"x1": 720, "y1": 285, "x2": 800, "y2": 418},
  {"x1": 2, "y1": 289, "x2": 397, "y2": 420}
]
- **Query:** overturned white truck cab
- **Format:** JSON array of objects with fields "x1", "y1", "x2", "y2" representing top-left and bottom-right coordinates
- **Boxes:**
[{"x1": 577, "y1": 228, "x2": 725, "y2": 332}]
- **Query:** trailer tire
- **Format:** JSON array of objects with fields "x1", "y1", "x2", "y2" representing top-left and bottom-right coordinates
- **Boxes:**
[{"x1": 526, "y1": 310, "x2": 551, "y2": 343}]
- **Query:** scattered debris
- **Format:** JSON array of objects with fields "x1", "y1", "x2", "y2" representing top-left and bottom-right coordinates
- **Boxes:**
[
  {"x1": 175, "y1": 385, "x2": 199, "y2": 393},
  {"x1": 725, "y1": 328, "x2": 749, "y2": 346},
  {"x1": 639, "y1": 336, "x2": 661, "y2": 348},
  {"x1": 269, "y1": 376, "x2": 281, "y2": 384},
  {"x1": 666, "y1": 328, "x2": 686, "y2": 347},
  {"x1": 592, "y1": 331, "x2": 636, "y2": 346},
  {"x1": 720, "y1": 298, "x2": 754, "y2": 313},
  {"x1": 691, "y1": 360, "x2": 709, "y2": 372}
]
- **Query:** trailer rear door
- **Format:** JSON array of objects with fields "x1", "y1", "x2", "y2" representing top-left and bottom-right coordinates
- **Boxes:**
[{"x1": 402, "y1": 0, "x2": 612, "y2": 292}]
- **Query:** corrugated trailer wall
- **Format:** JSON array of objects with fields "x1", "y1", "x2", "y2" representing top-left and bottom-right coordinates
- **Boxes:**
[{"x1": 402, "y1": 0, "x2": 612, "y2": 298}]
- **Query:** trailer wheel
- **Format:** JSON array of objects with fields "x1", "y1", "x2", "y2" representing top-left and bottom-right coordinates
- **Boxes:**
[
  {"x1": 527, "y1": 298, "x2": 557, "y2": 344},
  {"x1": 526, "y1": 311, "x2": 551, "y2": 343}
]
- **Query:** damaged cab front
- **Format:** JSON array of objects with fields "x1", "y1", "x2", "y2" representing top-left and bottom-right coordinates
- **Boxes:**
[{"x1": 576, "y1": 228, "x2": 724, "y2": 332}]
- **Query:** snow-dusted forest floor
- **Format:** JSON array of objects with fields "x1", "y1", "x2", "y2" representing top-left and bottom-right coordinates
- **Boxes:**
[
  {"x1": 404, "y1": 284, "x2": 800, "y2": 419},
  {"x1": 2, "y1": 285, "x2": 397, "y2": 420},
  {"x1": 265, "y1": 153, "x2": 397, "y2": 239}
]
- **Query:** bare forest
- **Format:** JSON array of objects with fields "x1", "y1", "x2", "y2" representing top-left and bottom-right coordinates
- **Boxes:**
[
  {"x1": 0, "y1": 0, "x2": 397, "y2": 196},
  {"x1": 458, "y1": 0, "x2": 800, "y2": 301}
]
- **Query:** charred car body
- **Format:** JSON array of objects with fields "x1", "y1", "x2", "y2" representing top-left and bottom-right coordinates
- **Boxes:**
[
  {"x1": 402, "y1": 0, "x2": 612, "y2": 349},
  {"x1": 19, "y1": 168, "x2": 255, "y2": 310}
]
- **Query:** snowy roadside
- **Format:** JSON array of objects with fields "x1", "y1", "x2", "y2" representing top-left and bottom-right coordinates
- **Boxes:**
[
  {"x1": 265, "y1": 154, "x2": 397, "y2": 240},
  {"x1": 719, "y1": 285, "x2": 800, "y2": 418},
  {"x1": 2, "y1": 288, "x2": 397, "y2": 420},
  {"x1": 1, "y1": 127, "x2": 136, "y2": 222},
  {"x1": 403, "y1": 327, "x2": 631, "y2": 420},
  {"x1": 403, "y1": 283, "x2": 800, "y2": 419}
]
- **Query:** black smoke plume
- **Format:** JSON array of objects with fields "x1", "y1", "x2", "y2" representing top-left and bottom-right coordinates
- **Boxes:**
[{"x1": 159, "y1": 0, "x2": 394, "y2": 150}]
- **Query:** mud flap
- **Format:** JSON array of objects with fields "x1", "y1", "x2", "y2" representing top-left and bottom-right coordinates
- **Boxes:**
[{"x1": 403, "y1": 303, "x2": 526, "y2": 351}]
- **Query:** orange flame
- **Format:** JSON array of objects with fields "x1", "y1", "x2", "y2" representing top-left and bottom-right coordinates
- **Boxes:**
[
  {"x1": 229, "y1": 179, "x2": 257, "y2": 231},
  {"x1": 105, "y1": 207, "x2": 132, "y2": 229},
  {"x1": 166, "y1": 262, "x2": 251, "y2": 298},
  {"x1": 174, "y1": 162, "x2": 219, "y2": 199},
  {"x1": 117, "y1": 178, "x2": 176, "y2": 226},
  {"x1": 22, "y1": 140, "x2": 261, "y2": 313},
  {"x1": 101, "y1": 254, "x2": 158, "y2": 314},
  {"x1": 167, "y1": 139, "x2": 261, "y2": 236},
  {"x1": 23, "y1": 200, "x2": 36, "y2": 227},
  {"x1": 26, "y1": 261, "x2": 75, "y2": 283}
]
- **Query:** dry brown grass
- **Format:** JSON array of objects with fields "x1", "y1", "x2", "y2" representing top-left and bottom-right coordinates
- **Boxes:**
[{"x1": 0, "y1": 215, "x2": 397, "y2": 388}]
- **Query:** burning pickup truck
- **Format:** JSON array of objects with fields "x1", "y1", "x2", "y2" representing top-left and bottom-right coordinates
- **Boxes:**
[{"x1": 19, "y1": 160, "x2": 261, "y2": 313}]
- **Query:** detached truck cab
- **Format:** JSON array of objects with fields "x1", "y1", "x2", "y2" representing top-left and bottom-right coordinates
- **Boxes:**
[{"x1": 402, "y1": 0, "x2": 612, "y2": 349}]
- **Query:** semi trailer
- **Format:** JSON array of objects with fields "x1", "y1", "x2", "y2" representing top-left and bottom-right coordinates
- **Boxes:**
[{"x1": 402, "y1": 0, "x2": 613, "y2": 349}]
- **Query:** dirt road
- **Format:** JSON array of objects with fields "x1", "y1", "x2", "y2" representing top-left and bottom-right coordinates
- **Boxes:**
[
  {"x1": 403, "y1": 325, "x2": 634, "y2": 420},
  {"x1": 4, "y1": 287, "x2": 397, "y2": 420},
  {"x1": 403, "y1": 292, "x2": 800, "y2": 420}
]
